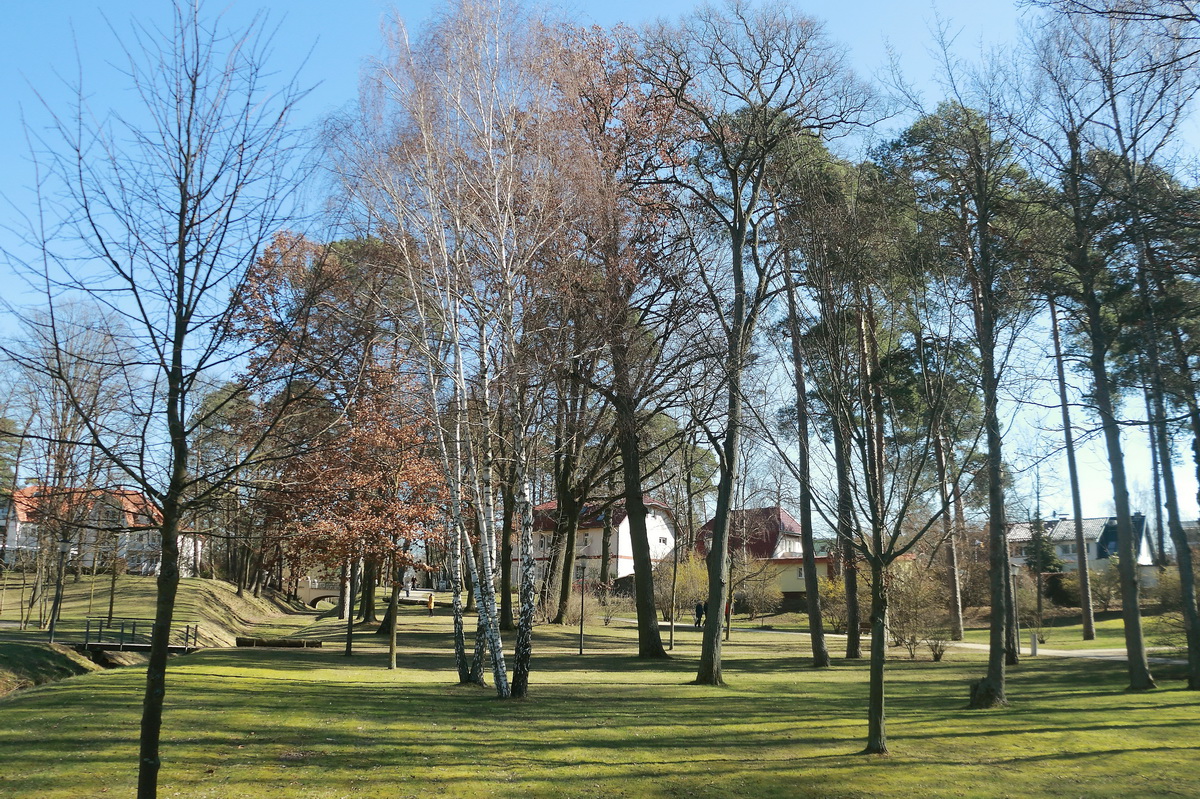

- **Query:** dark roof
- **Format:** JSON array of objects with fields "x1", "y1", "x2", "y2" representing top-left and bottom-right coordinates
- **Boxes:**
[
  {"x1": 531, "y1": 496, "x2": 673, "y2": 533},
  {"x1": 1008, "y1": 514, "x2": 1147, "y2": 550},
  {"x1": 698, "y1": 506, "x2": 805, "y2": 559},
  {"x1": 1181, "y1": 520, "x2": 1200, "y2": 544}
]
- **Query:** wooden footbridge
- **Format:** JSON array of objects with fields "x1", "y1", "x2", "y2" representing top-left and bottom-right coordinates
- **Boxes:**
[{"x1": 79, "y1": 617, "x2": 201, "y2": 654}]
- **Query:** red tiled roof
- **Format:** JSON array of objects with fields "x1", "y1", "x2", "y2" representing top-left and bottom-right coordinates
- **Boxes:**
[
  {"x1": 7, "y1": 485, "x2": 162, "y2": 528},
  {"x1": 697, "y1": 506, "x2": 804, "y2": 559}
]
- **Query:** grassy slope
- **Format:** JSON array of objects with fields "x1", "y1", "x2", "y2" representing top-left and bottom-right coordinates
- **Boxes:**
[
  {"x1": 1, "y1": 607, "x2": 1197, "y2": 799},
  {"x1": 0, "y1": 576, "x2": 309, "y2": 699},
  {"x1": 0, "y1": 641, "x2": 101, "y2": 695}
]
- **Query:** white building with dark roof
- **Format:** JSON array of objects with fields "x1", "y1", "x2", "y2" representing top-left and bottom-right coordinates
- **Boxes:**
[{"x1": 1008, "y1": 513, "x2": 1153, "y2": 571}]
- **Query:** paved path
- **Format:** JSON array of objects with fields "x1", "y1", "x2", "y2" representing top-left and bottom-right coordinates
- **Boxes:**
[
  {"x1": 945, "y1": 639, "x2": 1187, "y2": 665},
  {"x1": 715, "y1": 622, "x2": 1189, "y2": 665}
]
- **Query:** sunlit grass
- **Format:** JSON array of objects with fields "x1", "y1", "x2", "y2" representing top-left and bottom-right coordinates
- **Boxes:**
[
  {"x1": 2, "y1": 599, "x2": 1197, "y2": 798},
  {"x1": 0, "y1": 574, "x2": 314, "y2": 645},
  {"x1": 959, "y1": 610, "x2": 1159, "y2": 651}
]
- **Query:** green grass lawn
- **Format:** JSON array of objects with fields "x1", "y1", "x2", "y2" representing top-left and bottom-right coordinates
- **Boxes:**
[
  {"x1": 0, "y1": 574, "x2": 313, "y2": 644},
  {"x1": 2, "y1": 599, "x2": 1198, "y2": 799},
  {"x1": 0, "y1": 575, "x2": 316, "y2": 698},
  {"x1": 957, "y1": 610, "x2": 1167, "y2": 651}
]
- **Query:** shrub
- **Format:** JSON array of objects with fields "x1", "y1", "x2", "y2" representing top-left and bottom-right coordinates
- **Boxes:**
[
  {"x1": 559, "y1": 587, "x2": 604, "y2": 627},
  {"x1": 653, "y1": 554, "x2": 707, "y2": 622},
  {"x1": 818, "y1": 577, "x2": 848, "y2": 633},
  {"x1": 1091, "y1": 558, "x2": 1122, "y2": 612},
  {"x1": 739, "y1": 571, "x2": 783, "y2": 624},
  {"x1": 1149, "y1": 566, "x2": 1182, "y2": 614},
  {"x1": 925, "y1": 628, "x2": 950, "y2": 662},
  {"x1": 888, "y1": 567, "x2": 947, "y2": 659},
  {"x1": 1055, "y1": 572, "x2": 1082, "y2": 608}
]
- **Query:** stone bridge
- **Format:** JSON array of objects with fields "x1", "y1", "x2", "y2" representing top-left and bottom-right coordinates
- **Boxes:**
[{"x1": 295, "y1": 578, "x2": 342, "y2": 608}]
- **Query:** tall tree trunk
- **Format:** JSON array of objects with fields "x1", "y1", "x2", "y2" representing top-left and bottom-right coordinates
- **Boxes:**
[
  {"x1": 511, "y1": 468, "x2": 538, "y2": 697},
  {"x1": 696, "y1": 219, "x2": 755, "y2": 686},
  {"x1": 499, "y1": 477, "x2": 515, "y2": 631},
  {"x1": 864, "y1": 557, "x2": 889, "y2": 755},
  {"x1": 1050, "y1": 299, "x2": 1096, "y2": 640},
  {"x1": 1149, "y1": 385, "x2": 1200, "y2": 689},
  {"x1": 914, "y1": 323, "x2": 963, "y2": 640},
  {"x1": 614, "y1": 392, "x2": 668, "y2": 659},
  {"x1": 1136, "y1": 269, "x2": 1200, "y2": 686},
  {"x1": 359, "y1": 556, "x2": 378, "y2": 622},
  {"x1": 968, "y1": 254, "x2": 1010, "y2": 709},
  {"x1": 1082, "y1": 291, "x2": 1155, "y2": 691},
  {"x1": 537, "y1": 525, "x2": 565, "y2": 618},
  {"x1": 553, "y1": 491, "x2": 582, "y2": 625},
  {"x1": 599, "y1": 504, "x2": 613, "y2": 585},
  {"x1": 336, "y1": 561, "x2": 348, "y2": 620},
  {"x1": 783, "y1": 261, "x2": 829, "y2": 668},
  {"x1": 1004, "y1": 556, "x2": 1019, "y2": 667},
  {"x1": 387, "y1": 564, "x2": 401, "y2": 670},
  {"x1": 833, "y1": 403, "x2": 861, "y2": 659},
  {"x1": 136, "y1": 508, "x2": 182, "y2": 799},
  {"x1": 449, "y1": 519, "x2": 473, "y2": 685},
  {"x1": 343, "y1": 559, "x2": 359, "y2": 657},
  {"x1": 1144, "y1": 384, "x2": 1167, "y2": 567},
  {"x1": 464, "y1": 508, "x2": 510, "y2": 696},
  {"x1": 934, "y1": 433, "x2": 965, "y2": 640}
]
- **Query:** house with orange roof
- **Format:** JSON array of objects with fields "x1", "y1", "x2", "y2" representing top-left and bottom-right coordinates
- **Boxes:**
[{"x1": 1, "y1": 485, "x2": 203, "y2": 576}]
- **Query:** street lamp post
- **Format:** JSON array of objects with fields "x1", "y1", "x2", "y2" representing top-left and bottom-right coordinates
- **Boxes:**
[
  {"x1": 47, "y1": 537, "x2": 71, "y2": 643},
  {"x1": 576, "y1": 564, "x2": 586, "y2": 656}
]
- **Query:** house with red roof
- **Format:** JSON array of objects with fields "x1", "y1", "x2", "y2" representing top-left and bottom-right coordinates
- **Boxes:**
[
  {"x1": 1, "y1": 485, "x2": 203, "y2": 576},
  {"x1": 698, "y1": 506, "x2": 834, "y2": 606}
]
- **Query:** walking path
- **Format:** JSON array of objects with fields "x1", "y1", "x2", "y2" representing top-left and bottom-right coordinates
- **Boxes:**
[
  {"x1": 945, "y1": 639, "x2": 1187, "y2": 665},
  {"x1": 717, "y1": 622, "x2": 1189, "y2": 665}
]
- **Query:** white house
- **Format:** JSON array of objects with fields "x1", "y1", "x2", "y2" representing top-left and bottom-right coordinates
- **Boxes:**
[
  {"x1": 1, "y1": 485, "x2": 204, "y2": 576},
  {"x1": 518, "y1": 496, "x2": 677, "y2": 585},
  {"x1": 1008, "y1": 513, "x2": 1153, "y2": 571}
]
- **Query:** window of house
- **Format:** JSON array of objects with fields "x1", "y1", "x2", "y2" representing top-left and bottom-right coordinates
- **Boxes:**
[
  {"x1": 659, "y1": 537, "x2": 668, "y2": 546},
  {"x1": 583, "y1": 535, "x2": 590, "y2": 548},
  {"x1": 798, "y1": 568, "x2": 804, "y2": 579},
  {"x1": 1059, "y1": 543, "x2": 1078, "y2": 556}
]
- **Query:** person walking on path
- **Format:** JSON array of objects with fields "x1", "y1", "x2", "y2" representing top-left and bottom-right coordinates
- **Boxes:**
[
  {"x1": 695, "y1": 601, "x2": 704, "y2": 628},
  {"x1": 427, "y1": 592, "x2": 436, "y2": 616}
]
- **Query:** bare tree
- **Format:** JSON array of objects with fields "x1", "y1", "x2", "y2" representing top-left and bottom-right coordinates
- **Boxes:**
[
  {"x1": 8, "y1": 4, "x2": 320, "y2": 795},
  {"x1": 330, "y1": 0, "x2": 578, "y2": 697},
  {"x1": 638, "y1": 0, "x2": 869, "y2": 686}
]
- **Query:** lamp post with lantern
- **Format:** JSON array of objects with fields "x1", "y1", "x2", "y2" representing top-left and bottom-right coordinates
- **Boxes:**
[{"x1": 47, "y1": 536, "x2": 72, "y2": 643}]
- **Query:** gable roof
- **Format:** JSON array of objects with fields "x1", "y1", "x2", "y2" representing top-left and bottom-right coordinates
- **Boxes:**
[
  {"x1": 1008, "y1": 514, "x2": 1147, "y2": 553},
  {"x1": 532, "y1": 496, "x2": 674, "y2": 533},
  {"x1": 697, "y1": 506, "x2": 806, "y2": 559},
  {"x1": 7, "y1": 485, "x2": 162, "y2": 528}
]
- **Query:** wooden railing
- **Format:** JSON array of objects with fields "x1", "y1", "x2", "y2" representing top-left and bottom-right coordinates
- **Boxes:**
[{"x1": 83, "y1": 617, "x2": 200, "y2": 650}]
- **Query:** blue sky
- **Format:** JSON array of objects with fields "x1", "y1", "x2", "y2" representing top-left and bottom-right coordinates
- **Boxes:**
[
  {"x1": 1, "y1": 0, "x2": 1191, "y2": 526},
  {"x1": 0, "y1": 0, "x2": 1025, "y2": 209},
  {"x1": 0, "y1": 0, "x2": 1027, "y2": 321}
]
